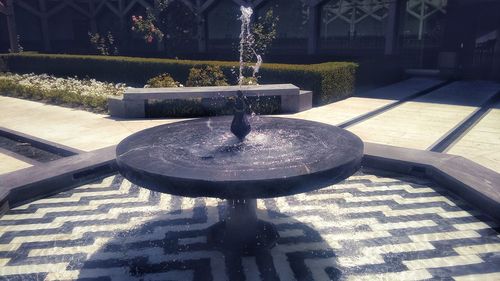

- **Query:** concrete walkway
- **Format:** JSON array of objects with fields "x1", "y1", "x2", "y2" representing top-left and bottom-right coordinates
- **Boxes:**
[
  {"x1": 289, "y1": 77, "x2": 444, "y2": 125},
  {"x1": 0, "y1": 96, "x2": 180, "y2": 152},
  {"x1": 348, "y1": 81, "x2": 500, "y2": 150},
  {"x1": 0, "y1": 152, "x2": 32, "y2": 174},
  {"x1": 447, "y1": 100, "x2": 500, "y2": 172},
  {"x1": 1, "y1": 78, "x2": 499, "y2": 174}
]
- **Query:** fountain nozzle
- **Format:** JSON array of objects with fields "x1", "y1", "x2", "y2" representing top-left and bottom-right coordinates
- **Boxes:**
[{"x1": 231, "y1": 90, "x2": 251, "y2": 141}]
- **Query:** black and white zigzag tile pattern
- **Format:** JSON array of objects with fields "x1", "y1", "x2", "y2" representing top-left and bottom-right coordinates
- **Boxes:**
[{"x1": 0, "y1": 169, "x2": 499, "y2": 281}]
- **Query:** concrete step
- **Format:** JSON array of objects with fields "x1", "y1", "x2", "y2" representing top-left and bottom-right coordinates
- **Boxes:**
[{"x1": 405, "y1": 68, "x2": 441, "y2": 78}]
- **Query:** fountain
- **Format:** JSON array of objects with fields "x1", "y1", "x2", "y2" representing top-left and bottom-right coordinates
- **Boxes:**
[
  {"x1": 116, "y1": 116, "x2": 363, "y2": 254},
  {"x1": 115, "y1": 6, "x2": 363, "y2": 255}
]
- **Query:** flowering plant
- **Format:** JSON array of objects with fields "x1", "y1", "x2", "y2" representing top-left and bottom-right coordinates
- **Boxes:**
[
  {"x1": 131, "y1": 15, "x2": 164, "y2": 43},
  {"x1": 0, "y1": 73, "x2": 126, "y2": 112},
  {"x1": 0, "y1": 73, "x2": 125, "y2": 97}
]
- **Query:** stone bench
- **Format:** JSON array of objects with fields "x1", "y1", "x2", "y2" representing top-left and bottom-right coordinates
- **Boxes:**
[{"x1": 108, "y1": 84, "x2": 312, "y2": 118}]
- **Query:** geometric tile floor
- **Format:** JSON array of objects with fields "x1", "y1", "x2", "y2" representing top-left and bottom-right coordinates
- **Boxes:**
[{"x1": 0, "y1": 169, "x2": 499, "y2": 281}]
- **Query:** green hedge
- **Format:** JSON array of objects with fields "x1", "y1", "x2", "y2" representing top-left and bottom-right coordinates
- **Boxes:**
[
  {"x1": 146, "y1": 96, "x2": 280, "y2": 118},
  {"x1": 0, "y1": 53, "x2": 357, "y2": 105}
]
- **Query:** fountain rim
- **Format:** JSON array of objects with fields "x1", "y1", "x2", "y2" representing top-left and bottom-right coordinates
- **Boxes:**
[
  {"x1": 115, "y1": 116, "x2": 363, "y2": 199},
  {"x1": 116, "y1": 116, "x2": 364, "y2": 181}
]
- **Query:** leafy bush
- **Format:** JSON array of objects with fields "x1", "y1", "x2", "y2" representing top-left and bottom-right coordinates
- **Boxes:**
[
  {"x1": 146, "y1": 73, "x2": 180, "y2": 87},
  {"x1": 251, "y1": 8, "x2": 278, "y2": 57},
  {"x1": 0, "y1": 53, "x2": 357, "y2": 105},
  {"x1": 239, "y1": 77, "x2": 258, "y2": 85},
  {"x1": 146, "y1": 99, "x2": 205, "y2": 117},
  {"x1": 88, "y1": 32, "x2": 118, "y2": 56},
  {"x1": 186, "y1": 65, "x2": 229, "y2": 87}
]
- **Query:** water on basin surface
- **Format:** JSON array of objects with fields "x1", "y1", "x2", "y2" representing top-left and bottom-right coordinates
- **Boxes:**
[
  {"x1": 116, "y1": 116, "x2": 361, "y2": 180},
  {"x1": 152, "y1": 118, "x2": 336, "y2": 171}
]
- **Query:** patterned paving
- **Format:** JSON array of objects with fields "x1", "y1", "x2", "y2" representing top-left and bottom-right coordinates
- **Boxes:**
[{"x1": 0, "y1": 170, "x2": 499, "y2": 281}]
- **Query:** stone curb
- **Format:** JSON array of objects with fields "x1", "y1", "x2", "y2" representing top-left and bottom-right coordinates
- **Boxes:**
[
  {"x1": 0, "y1": 147, "x2": 40, "y2": 166},
  {"x1": 1, "y1": 141, "x2": 498, "y2": 223},
  {"x1": 0, "y1": 145, "x2": 117, "y2": 213},
  {"x1": 0, "y1": 127, "x2": 84, "y2": 156},
  {"x1": 363, "y1": 142, "x2": 500, "y2": 222},
  {"x1": 109, "y1": 84, "x2": 313, "y2": 118}
]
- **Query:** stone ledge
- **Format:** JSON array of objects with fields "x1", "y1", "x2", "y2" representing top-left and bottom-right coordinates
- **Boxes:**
[
  {"x1": 0, "y1": 145, "x2": 117, "y2": 214},
  {"x1": 123, "y1": 84, "x2": 299, "y2": 99},
  {"x1": 0, "y1": 126, "x2": 83, "y2": 156},
  {"x1": 363, "y1": 142, "x2": 500, "y2": 222},
  {"x1": 109, "y1": 84, "x2": 312, "y2": 118},
  {"x1": 281, "y1": 91, "x2": 312, "y2": 113},
  {"x1": 1, "y1": 139, "x2": 498, "y2": 223}
]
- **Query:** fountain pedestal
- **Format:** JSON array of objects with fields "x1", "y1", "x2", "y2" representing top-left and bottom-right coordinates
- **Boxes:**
[{"x1": 208, "y1": 199, "x2": 279, "y2": 254}]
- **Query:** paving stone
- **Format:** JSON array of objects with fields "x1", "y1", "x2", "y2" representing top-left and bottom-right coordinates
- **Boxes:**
[
  {"x1": 285, "y1": 77, "x2": 444, "y2": 126},
  {"x1": 348, "y1": 81, "x2": 500, "y2": 150},
  {"x1": 447, "y1": 101, "x2": 500, "y2": 173},
  {"x1": 0, "y1": 170, "x2": 498, "y2": 280},
  {"x1": 0, "y1": 96, "x2": 179, "y2": 153},
  {"x1": 0, "y1": 152, "x2": 32, "y2": 175}
]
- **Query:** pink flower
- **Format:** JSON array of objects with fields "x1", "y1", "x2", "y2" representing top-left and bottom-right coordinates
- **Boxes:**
[{"x1": 147, "y1": 35, "x2": 153, "y2": 43}]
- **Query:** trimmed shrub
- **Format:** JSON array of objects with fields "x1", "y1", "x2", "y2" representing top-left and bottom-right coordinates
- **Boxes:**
[
  {"x1": 146, "y1": 96, "x2": 280, "y2": 118},
  {"x1": 146, "y1": 73, "x2": 180, "y2": 87},
  {"x1": 240, "y1": 76, "x2": 258, "y2": 85},
  {"x1": 0, "y1": 53, "x2": 357, "y2": 105},
  {"x1": 186, "y1": 65, "x2": 228, "y2": 87},
  {"x1": 147, "y1": 99, "x2": 205, "y2": 117}
]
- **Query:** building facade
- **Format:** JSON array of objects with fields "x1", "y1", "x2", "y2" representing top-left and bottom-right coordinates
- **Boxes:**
[{"x1": 1, "y1": 0, "x2": 499, "y2": 78}]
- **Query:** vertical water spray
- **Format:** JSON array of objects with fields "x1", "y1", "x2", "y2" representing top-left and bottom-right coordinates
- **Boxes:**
[
  {"x1": 238, "y1": 6, "x2": 262, "y2": 86},
  {"x1": 233, "y1": 6, "x2": 264, "y2": 140}
]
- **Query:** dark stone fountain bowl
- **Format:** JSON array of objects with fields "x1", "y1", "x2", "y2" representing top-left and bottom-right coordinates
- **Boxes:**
[
  {"x1": 116, "y1": 116, "x2": 363, "y2": 199},
  {"x1": 116, "y1": 116, "x2": 363, "y2": 254}
]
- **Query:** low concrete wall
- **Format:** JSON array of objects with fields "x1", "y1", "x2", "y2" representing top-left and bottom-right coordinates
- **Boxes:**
[
  {"x1": 363, "y1": 142, "x2": 500, "y2": 222},
  {"x1": 0, "y1": 146, "x2": 117, "y2": 213},
  {"x1": 2, "y1": 140, "x2": 497, "y2": 222},
  {"x1": 109, "y1": 84, "x2": 312, "y2": 118}
]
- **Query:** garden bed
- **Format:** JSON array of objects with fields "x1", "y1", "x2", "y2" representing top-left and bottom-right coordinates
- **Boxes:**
[
  {"x1": 0, "y1": 73, "x2": 285, "y2": 116},
  {"x1": 0, "y1": 135, "x2": 63, "y2": 163},
  {"x1": 0, "y1": 72, "x2": 125, "y2": 112},
  {"x1": 1, "y1": 53, "x2": 357, "y2": 105}
]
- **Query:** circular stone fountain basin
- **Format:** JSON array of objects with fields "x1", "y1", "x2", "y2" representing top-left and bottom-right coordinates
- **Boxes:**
[
  {"x1": 116, "y1": 116, "x2": 363, "y2": 254},
  {"x1": 116, "y1": 116, "x2": 364, "y2": 199}
]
